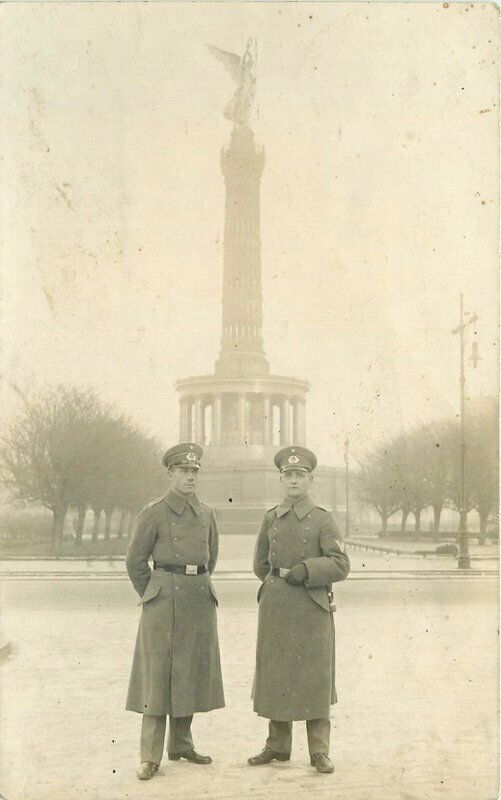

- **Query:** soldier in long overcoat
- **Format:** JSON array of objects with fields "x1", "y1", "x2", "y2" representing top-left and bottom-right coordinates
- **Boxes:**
[
  {"x1": 248, "y1": 446, "x2": 350, "y2": 774},
  {"x1": 126, "y1": 443, "x2": 224, "y2": 780}
]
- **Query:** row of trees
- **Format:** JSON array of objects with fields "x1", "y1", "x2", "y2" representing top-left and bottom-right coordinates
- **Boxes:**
[
  {"x1": 0, "y1": 386, "x2": 166, "y2": 555},
  {"x1": 1, "y1": 384, "x2": 497, "y2": 553},
  {"x1": 354, "y1": 402, "x2": 498, "y2": 543}
]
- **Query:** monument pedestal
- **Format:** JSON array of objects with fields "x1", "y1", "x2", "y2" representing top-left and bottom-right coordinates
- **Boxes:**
[{"x1": 194, "y1": 443, "x2": 341, "y2": 535}]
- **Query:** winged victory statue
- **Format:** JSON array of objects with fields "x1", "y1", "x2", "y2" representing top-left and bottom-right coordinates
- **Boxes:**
[{"x1": 208, "y1": 40, "x2": 257, "y2": 126}]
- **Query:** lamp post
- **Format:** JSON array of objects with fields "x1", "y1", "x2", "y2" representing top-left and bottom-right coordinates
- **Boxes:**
[
  {"x1": 344, "y1": 437, "x2": 350, "y2": 539},
  {"x1": 451, "y1": 293, "x2": 478, "y2": 570}
]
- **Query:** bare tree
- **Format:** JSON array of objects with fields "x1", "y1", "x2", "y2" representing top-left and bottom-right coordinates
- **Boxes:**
[
  {"x1": 69, "y1": 417, "x2": 165, "y2": 545},
  {"x1": 385, "y1": 435, "x2": 412, "y2": 534},
  {"x1": 444, "y1": 421, "x2": 476, "y2": 533},
  {"x1": 466, "y1": 401, "x2": 499, "y2": 544},
  {"x1": 354, "y1": 447, "x2": 400, "y2": 535},
  {"x1": 402, "y1": 429, "x2": 434, "y2": 534},
  {"x1": 0, "y1": 386, "x2": 104, "y2": 556},
  {"x1": 418, "y1": 421, "x2": 454, "y2": 541},
  {"x1": 66, "y1": 401, "x2": 119, "y2": 544},
  {"x1": 0, "y1": 384, "x2": 167, "y2": 556},
  {"x1": 119, "y1": 430, "x2": 165, "y2": 521}
]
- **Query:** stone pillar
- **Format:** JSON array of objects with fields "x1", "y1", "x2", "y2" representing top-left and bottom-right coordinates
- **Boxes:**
[
  {"x1": 291, "y1": 400, "x2": 298, "y2": 444},
  {"x1": 203, "y1": 402, "x2": 213, "y2": 446},
  {"x1": 280, "y1": 397, "x2": 290, "y2": 445},
  {"x1": 238, "y1": 394, "x2": 247, "y2": 444},
  {"x1": 179, "y1": 400, "x2": 185, "y2": 440},
  {"x1": 180, "y1": 399, "x2": 190, "y2": 441},
  {"x1": 213, "y1": 394, "x2": 222, "y2": 445},
  {"x1": 194, "y1": 398, "x2": 204, "y2": 444},
  {"x1": 263, "y1": 395, "x2": 272, "y2": 445},
  {"x1": 296, "y1": 401, "x2": 306, "y2": 445}
]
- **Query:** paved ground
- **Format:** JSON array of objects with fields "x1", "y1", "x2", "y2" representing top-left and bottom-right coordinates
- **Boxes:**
[{"x1": 0, "y1": 572, "x2": 498, "y2": 800}]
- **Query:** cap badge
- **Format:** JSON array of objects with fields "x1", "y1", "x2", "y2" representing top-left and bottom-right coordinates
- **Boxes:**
[
  {"x1": 288, "y1": 455, "x2": 300, "y2": 464},
  {"x1": 186, "y1": 452, "x2": 197, "y2": 462}
]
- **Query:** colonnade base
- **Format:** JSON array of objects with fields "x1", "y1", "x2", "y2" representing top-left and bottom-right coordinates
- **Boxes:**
[{"x1": 195, "y1": 454, "x2": 341, "y2": 531}]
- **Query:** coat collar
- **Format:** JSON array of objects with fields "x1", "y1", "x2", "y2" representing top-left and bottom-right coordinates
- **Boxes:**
[
  {"x1": 275, "y1": 494, "x2": 316, "y2": 520},
  {"x1": 164, "y1": 489, "x2": 202, "y2": 517}
]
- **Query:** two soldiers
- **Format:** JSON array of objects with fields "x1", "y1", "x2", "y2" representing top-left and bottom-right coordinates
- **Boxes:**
[{"x1": 126, "y1": 442, "x2": 350, "y2": 778}]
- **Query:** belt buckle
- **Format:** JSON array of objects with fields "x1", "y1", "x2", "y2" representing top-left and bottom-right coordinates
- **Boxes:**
[
  {"x1": 279, "y1": 568, "x2": 290, "y2": 579},
  {"x1": 185, "y1": 564, "x2": 198, "y2": 576}
]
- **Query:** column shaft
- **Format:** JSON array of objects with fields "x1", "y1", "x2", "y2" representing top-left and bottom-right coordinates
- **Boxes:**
[
  {"x1": 194, "y1": 399, "x2": 204, "y2": 444},
  {"x1": 213, "y1": 395, "x2": 222, "y2": 445},
  {"x1": 280, "y1": 397, "x2": 290, "y2": 445},
  {"x1": 263, "y1": 395, "x2": 272, "y2": 445},
  {"x1": 291, "y1": 400, "x2": 298, "y2": 444},
  {"x1": 296, "y1": 401, "x2": 306, "y2": 445},
  {"x1": 179, "y1": 400, "x2": 186, "y2": 440}
]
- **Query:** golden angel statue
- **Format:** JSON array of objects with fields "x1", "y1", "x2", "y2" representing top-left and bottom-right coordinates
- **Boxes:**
[{"x1": 208, "y1": 40, "x2": 256, "y2": 126}]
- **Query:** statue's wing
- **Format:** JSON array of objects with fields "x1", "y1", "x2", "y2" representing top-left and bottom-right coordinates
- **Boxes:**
[{"x1": 207, "y1": 44, "x2": 241, "y2": 84}]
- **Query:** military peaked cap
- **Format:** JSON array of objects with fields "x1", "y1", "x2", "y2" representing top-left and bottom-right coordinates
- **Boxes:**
[
  {"x1": 274, "y1": 445, "x2": 318, "y2": 472},
  {"x1": 162, "y1": 442, "x2": 203, "y2": 469}
]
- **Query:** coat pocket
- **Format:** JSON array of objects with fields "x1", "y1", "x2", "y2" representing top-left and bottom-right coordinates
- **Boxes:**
[
  {"x1": 138, "y1": 581, "x2": 161, "y2": 605},
  {"x1": 208, "y1": 580, "x2": 219, "y2": 606},
  {"x1": 307, "y1": 586, "x2": 331, "y2": 613}
]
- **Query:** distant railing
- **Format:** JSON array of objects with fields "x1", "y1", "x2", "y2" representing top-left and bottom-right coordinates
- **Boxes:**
[
  {"x1": 345, "y1": 539, "x2": 498, "y2": 561},
  {"x1": 345, "y1": 539, "x2": 409, "y2": 556}
]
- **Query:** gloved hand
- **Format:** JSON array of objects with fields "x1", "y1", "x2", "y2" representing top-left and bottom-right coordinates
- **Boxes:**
[{"x1": 285, "y1": 562, "x2": 308, "y2": 585}]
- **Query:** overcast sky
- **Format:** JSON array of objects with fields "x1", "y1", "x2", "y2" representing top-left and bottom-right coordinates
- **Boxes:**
[{"x1": 1, "y1": 2, "x2": 498, "y2": 465}]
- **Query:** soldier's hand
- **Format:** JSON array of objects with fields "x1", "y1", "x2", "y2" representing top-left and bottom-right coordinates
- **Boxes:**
[{"x1": 285, "y1": 563, "x2": 308, "y2": 585}]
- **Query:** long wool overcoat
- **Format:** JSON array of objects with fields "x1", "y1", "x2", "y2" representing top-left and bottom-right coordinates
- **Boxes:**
[
  {"x1": 252, "y1": 495, "x2": 350, "y2": 722},
  {"x1": 125, "y1": 490, "x2": 225, "y2": 718}
]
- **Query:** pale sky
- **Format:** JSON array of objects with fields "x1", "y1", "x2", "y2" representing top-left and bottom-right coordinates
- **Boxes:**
[{"x1": 0, "y1": 2, "x2": 498, "y2": 465}]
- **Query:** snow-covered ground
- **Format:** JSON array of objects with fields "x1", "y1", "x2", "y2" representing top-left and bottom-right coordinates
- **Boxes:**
[{"x1": 0, "y1": 574, "x2": 498, "y2": 800}]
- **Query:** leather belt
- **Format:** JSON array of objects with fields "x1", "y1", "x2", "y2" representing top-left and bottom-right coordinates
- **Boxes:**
[
  {"x1": 270, "y1": 567, "x2": 291, "y2": 578},
  {"x1": 154, "y1": 563, "x2": 208, "y2": 575}
]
